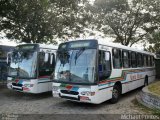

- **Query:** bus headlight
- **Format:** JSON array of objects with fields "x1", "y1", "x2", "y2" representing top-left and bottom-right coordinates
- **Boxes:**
[
  {"x1": 52, "y1": 86, "x2": 59, "y2": 92},
  {"x1": 80, "y1": 91, "x2": 95, "y2": 96},
  {"x1": 7, "y1": 82, "x2": 12, "y2": 89}
]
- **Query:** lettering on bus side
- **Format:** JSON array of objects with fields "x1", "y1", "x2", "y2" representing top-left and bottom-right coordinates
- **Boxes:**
[{"x1": 130, "y1": 74, "x2": 143, "y2": 81}]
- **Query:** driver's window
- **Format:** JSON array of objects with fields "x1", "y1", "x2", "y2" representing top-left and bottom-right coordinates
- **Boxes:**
[{"x1": 99, "y1": 50, "x2": 111, "y2": 81}]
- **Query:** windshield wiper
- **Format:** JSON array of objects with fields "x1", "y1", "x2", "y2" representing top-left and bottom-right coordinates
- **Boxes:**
[{"x1": 74, "y1": 48, "x2": 85, "y2": 65}]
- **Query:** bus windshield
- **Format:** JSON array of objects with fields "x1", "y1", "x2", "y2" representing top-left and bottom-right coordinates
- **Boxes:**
[
  {"x1": 8, "y1": 50, "x2": 37, "y2": 79},
  {"x1": 54, "y1": 49, "x2": 96, "y2": 84}
]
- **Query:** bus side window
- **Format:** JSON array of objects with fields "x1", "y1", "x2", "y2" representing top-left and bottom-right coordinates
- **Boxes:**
[
  {"x1": 150, "y1": 56, "x2": 152, "y2": 66},
  {"x1": 112, "y1": 48, "x2": 122, "y2": 69},
  {"x1": 137, "y1": 53, "x2": 142, "y2": 67},
  {"x1": 146, "y1": 55, "x2": 149, "y2": 67},
  {"x1": 143, "y1": 55, "x2": 147, "y2": 67},
  {"x1": 131, "y1": 52, "x2": 137, "y2": 68},
  {"x1": 99, "y1": 50, "x2": 111, "y2": 81},
  {"x1": 122, "y1": 50, "x2": 129, "y2": 68},
  {"x1": 148, "y1": 56, "x2": 151, "y2": 67},
  {"x1": 151, "y1": 56, "x2": 155, "y2": 66}
]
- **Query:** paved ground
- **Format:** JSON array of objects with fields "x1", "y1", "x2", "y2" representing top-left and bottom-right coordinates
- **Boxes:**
[{"x1": 0, "y1": 85, "x2": 147, "y2": 115}]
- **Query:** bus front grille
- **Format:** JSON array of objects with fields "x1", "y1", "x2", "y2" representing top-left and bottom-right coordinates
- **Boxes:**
[
  {"x1": 60, "y1": 90, "x2": 79, "y2": 95},
  {"x1": 60, "y1": 95, "x2": 80, "y2": 101},
  {"x1": 12, "y1": 87, "x2": 23, "y2": 91},
  {"x1": 12, "y1": 83, "x2": 23, "y2": 87}
]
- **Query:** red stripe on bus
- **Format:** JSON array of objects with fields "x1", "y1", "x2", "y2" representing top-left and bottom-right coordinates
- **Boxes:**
[{"x1": 99, "y1": 78, "x2": 124, "y2": 84}]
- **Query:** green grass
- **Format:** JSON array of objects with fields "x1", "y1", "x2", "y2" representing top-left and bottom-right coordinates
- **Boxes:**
[{"x1": 148, "y1": 81, "x2": 160, "y2": 96}]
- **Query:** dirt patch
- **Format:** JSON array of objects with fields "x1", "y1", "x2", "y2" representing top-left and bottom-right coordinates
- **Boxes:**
[{"x1": 0, "y1": 86, "x2": 149, "y2": 115}]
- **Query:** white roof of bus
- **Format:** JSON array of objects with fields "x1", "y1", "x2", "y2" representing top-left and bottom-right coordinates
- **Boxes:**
[
  {"x1": 98, "y1": 39, "x2": 154, "y2": 55},
  {"x1": 17, "y1": 43, "x2": 58, "y2": 50},
  {"x1": 67, "y1": 39, "x2": 154, "y2": 56},
  {"x1": 39, "y1": 44, "x2": 58, "y2": 50}
]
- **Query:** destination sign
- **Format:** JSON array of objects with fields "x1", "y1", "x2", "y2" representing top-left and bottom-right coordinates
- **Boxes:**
[
  {"x1": 59, "y1": 40, "x2": 98, "y2": 50},
  {"x1": 16, "y1": 44, "x2": 38, "y2": 51},
  {"x1": 70, "y1": 42, "x2": 90, "y2": 48}
]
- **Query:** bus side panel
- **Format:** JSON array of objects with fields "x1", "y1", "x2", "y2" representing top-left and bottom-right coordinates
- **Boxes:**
[
  {"x1": 37, "y1": 82, "x2": 49, "y2": 93},
  {"x1": 109, "y1": 69, "x2": 122, "y2": 80},
  {"x1": 122, "y1": 68, "x2": 155, "y2": 94},
  {"x1": 23, "y1": 80, "x2": 38, "y2": 93},
  {"x1": 48, "y1": 82, "x2": 53, "y2": 91},
  {"x1": 128, "y1": 72, "x2": 144, "y2": 91},
  {"x1": 129, "y1": 78, "x2": 144, "y2": 91},
  {"x1": 96, "y1": 85, "x2": 113, "y2": 103},
  {"x1": 122, "y1": 79, "x2": 143, "y2": 94},
  {"x1": 122, "y1": 83, "x2": 129, "y2": 94}
]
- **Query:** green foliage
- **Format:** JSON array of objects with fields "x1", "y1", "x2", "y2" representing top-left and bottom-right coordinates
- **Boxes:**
[
  {"x1": 0, "y1": 0, "x2": 88, "y2": 43},
  {"x1": 90, "y1": 0, "x2": 158, "y2": 46},
  {"x1": 94, "y1": 0, "x2": 129, "y2": 12},
  {"x1": 142, "y1": 0, "x2": 160, "y2": 53},
  {"x1": 148, "y1": 81, "x2": 160, "y2": 96},
  {"x1": 145, "y1": 31, "x2": 160, "y2": 53},
  {"x1": 1, "y1": 0, "x2": 160, "y2": 48}
]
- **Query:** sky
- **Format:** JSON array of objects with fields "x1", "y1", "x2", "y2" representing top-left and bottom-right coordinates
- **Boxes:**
[
  {"x1": 0, "y1": 32, "x2": 17, "y2": 46},
  {"x1": 0, "y1": 31, "x2": 144, "y2": 51}
]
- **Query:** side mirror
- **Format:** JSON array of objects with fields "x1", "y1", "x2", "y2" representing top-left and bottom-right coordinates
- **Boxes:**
[{"x1": 44, "y1": 53, "x2": 49, "y2": 62}]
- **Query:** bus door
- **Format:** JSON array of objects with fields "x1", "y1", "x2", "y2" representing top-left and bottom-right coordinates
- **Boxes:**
[
  {"x1": 98, "y1": 50, "x2": 111, "y2": 81},
  {"x1": 38, "y1": 52, "x2": 55, "y2": 92}
]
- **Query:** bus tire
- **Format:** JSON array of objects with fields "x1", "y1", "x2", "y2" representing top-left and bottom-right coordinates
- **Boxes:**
[
  {"x1": 110, "y1": 85, "x2": 121, "y2": 104},
  {"x1": 144, "y1": 76, "x2": 148, "y2": 87}
]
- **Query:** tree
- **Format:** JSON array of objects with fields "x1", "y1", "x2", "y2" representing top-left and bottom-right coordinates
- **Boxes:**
[
  {"x1": 91, "y1": 0, "x2": 156, "y2": 46},
  {"x1": 0, "y1": 0, "x2": 88, "y2": 43},
  {"x1": 142, "y1": 0, "x2": 160, "y2": 27},
  {"x1": 145, "y1": 31, "x2": 160, "y2": 53},
  {"x1": 140, "y1": 0, "x2": 160, "y2": 53}
]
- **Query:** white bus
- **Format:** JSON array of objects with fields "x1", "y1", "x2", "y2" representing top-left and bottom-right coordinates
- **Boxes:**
[
  {"x1": 52, "y1": 39, "x2": 155, "y2": 104},
  {"x1": 7, "y1": 43, "x2": 57, "y2": 93}
]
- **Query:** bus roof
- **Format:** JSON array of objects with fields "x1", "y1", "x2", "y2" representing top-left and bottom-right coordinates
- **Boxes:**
[
  {"x1": 98, "y1": 39, "x2": 154, "y2": 56},
  {"x1": 17, "y1": 43, "x2": 58, "y2": 50},
  {"x1": 0, "y1": 45, "x2": 14, "y2": 52},
  {"x1": 65, "y1": 39, "x2": 154, "y2": 56},
  {"x1": 39, "y1": 44, "x2": 58, "y2": 50}
]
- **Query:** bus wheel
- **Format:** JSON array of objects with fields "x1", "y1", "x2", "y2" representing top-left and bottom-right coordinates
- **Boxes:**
[
  {"x1": 110, "y1": 85, "x2": 121, "y2": 104},
  {"x1": 144, "y1": 76, "x2": 148, "y2": 87}
]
